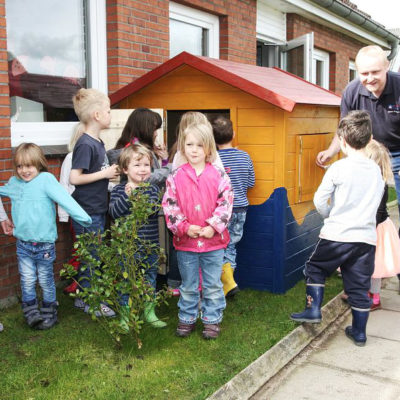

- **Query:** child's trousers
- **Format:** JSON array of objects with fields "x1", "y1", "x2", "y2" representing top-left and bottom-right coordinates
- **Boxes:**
[
  {"x1": 305, "y1": 239, "x2": 375, "y2": 309},
  {"x1": 177, "y1": 249, "x2": 226, "y2": 324},
  {"x1": 16, "y1": 240, "x2": 56, "y2": 304}
]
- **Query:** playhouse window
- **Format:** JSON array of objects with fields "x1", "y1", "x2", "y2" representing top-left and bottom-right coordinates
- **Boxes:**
[
  {"x1": 169, "y1": 2, "x2": 219, "y2": 59},
  {"x1": 6, "y1": 0, "x2": 107, "y2": 147}
]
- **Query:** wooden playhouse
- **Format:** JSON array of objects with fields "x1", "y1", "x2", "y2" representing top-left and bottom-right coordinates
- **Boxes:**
[{"x1": 110, "y1": 52, "x2": 341, "y2": 293}]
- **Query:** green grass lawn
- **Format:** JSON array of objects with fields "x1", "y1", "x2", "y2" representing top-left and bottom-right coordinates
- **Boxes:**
[{"x1": 0, "y1": 276, "x2": 343, "y2": 400}]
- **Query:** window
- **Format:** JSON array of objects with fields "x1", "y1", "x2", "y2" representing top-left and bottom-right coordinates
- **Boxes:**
[
  {"x1": 312, "y1": 49, "x2": 330, "y2": 90},
  {"x1": 349, "y1": 60, "x2": 357, "y2": 82},
  {"x1": 169, "y1": 2, "x2": 219, "y2": 59},
  {"x1": 7, "y1": 0, "x2": 107, "y2": 146}
]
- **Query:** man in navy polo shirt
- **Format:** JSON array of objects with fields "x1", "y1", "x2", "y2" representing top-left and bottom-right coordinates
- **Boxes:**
[{"x1": 317, "y1": 45, "x2": 400, "y2": 212}]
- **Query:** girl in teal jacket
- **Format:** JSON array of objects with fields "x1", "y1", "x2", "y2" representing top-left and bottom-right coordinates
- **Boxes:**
[{"x1": 0, "y1": 143, "x2": 92, "y2": 330}]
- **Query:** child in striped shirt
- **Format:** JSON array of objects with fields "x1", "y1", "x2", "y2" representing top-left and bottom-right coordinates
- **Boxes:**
[
  {"x1": 109, "y1": 144, "x2": 166, "y2": 329},
  {"x1": 211, "y1": 116, "x2": 255, "y2": 297}
]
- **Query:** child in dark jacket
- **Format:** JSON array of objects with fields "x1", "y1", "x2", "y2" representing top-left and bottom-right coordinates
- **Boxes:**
[{"x1": 109, "y1": 144, "x2": 166, "y2": 329}]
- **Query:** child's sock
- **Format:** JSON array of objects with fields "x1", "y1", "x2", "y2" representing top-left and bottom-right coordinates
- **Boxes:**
[{"x1": 372, "y1": 293, "x2": 380, "y2": 305}]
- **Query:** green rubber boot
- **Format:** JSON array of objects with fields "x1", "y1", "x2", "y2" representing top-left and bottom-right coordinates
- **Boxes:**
[
  {"x1": 119, "y1": 305, "x2": 130, "y2": 334},
  {"x1": 144, "y1": 302, "x2": 167, "y2": 328}
]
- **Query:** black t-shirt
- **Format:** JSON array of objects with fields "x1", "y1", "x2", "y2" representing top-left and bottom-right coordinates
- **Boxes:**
[
  {"x1": 71, "y1": 133, "x2": 110, "y2": 214},
  {"x1": 341, "y1": 71, "x2": 400, "y2": 152}
]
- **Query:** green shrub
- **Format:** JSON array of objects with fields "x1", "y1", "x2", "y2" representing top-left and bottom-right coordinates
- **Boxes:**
[{"x1": 61, "y1": 184, "x2": 169, "y2": 348}]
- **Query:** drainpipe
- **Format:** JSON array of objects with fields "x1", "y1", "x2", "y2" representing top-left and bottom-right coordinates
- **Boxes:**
[{"x1": 309, "y1": 0, "x2": 399, "y2": 60}]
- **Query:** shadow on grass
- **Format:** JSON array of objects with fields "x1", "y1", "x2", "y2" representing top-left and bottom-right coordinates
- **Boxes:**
[{"x1": 0, "y1": 275, "x2": 343, "y2": 400}]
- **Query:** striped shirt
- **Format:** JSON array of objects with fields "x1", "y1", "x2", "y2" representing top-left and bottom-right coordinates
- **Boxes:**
[
  {"x1": 109, "y1": 183, "x2": 160, "y2": 243},
  {"x1": 218, "y1": 148, "x2": 255, "y2": 209}
]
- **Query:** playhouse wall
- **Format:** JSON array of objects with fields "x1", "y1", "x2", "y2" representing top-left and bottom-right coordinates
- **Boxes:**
[{"x1": 116, "y1": 65, "x2": 285, "y2": 205}]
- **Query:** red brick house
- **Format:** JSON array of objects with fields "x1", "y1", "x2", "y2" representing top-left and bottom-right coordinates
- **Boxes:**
[{"x1": 0, "y1": 0, "x2": 398, "y2": 304}]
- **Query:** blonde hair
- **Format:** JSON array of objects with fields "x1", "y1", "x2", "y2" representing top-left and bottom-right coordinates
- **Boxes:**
[
  {"x1": 68, "y1": 122, "x2": 85, "y2": 152},
  {"x1": 178, "y1": 122, "x2": 217, "y2": 163},
  {"x1": 72, "y1": 88, "x2": 110, "y2": 124},
  {"x1": 118, "y1": 144, "x2": 153, "y2": 172},
  {"x1": 355, "y1": 45, "x2": 389, "y2": 69},
  {"x1": 14, "y1": 143, "x2": 48, "y2": 178},
  {"x1": 365, "y1": 139, "x2": 393, "y2": 183}
]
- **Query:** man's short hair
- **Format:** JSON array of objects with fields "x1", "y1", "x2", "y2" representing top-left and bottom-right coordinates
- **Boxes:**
[
  {"x1": 337, "y1": 110, "x2": 372, "y2": 149},
  {"x1": 355, "y1": 45, "x2": 389, "y2": 69},
  {"x1": 210, "y1": 115, "x2": 234, "y2": 145}
]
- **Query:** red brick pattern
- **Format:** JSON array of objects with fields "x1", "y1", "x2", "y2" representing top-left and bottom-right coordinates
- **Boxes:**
[
  {"x1": 287, "y1": 13, "x2": 365, "y2": 94},
  {"x1": 107, "y1": 0, "x2": 257, "y2": 94}
]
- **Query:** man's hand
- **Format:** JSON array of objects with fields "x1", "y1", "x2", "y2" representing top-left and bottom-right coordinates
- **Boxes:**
[
  {"x1": 316, "y1": 150, "x2": 333, "y2": 168},
  {"x1": 1, "y1": 219, "x2": 14, "y2": 235}
]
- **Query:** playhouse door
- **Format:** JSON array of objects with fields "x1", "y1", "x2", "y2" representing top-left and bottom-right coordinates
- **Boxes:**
[{"x1": 295, "y1": 133, "x2": 332, "y2": 203}]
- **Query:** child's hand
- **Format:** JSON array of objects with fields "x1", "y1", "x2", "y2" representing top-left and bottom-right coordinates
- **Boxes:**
[
  {"x1": 187, "y1": 225, "x2": 202, "y2": 238},
  {"x1": 103, "y1": 164, "x2": 120, "y2": 180},
  {"x1": 0, "y1": 219, "x2": 14, "y2": 236},
  {"x1": 154, "y1": 144, "x2": 168, "y2": 161},
  {"x1": 199, "y1": 226, "x2": 215, "y2": 239},
  {"x1": 125, "y1": 182, "x2": 138, "y2": 195}
]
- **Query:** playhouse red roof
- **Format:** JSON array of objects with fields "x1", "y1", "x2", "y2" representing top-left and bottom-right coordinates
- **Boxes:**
[{"x1": 110, "y1": 52, "x2": 341, "y2": 112}]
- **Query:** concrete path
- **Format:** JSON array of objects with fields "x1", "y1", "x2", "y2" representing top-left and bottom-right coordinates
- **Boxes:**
[{"x1": 252, "y1": 276, "x2": 400, "y2": 400}]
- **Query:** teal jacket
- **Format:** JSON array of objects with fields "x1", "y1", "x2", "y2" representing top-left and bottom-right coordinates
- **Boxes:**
[{"x1": 0, "y1": 172, "x2": 92, "y2": 242}]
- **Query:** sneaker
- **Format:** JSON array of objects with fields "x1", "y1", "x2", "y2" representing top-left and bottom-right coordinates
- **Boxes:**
[
  {"x1": 202, "y1": 323, "x2": 220, "y2": 339},
  {"x1": 0, "y1": 322, "x2": 3, "y2": 332},
  {"x1": 74, "y1": 298, "x2": 116, "y2": 318},
  {"x1": 168, "y1": 287, "x2": 180, "y2": 297},
  {"x1": 176, "y1": 322, "x2": 196, "y2": 337}
]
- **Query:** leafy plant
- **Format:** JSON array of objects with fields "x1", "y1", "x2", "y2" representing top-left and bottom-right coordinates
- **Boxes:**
[{"x1": 61, "y1": 184, "x2": 169, "y2": 348}]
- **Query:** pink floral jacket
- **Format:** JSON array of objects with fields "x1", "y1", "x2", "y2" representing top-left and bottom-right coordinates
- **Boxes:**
[{"x1": 162, "y1": 163, "x2": 233, "y2": 252}]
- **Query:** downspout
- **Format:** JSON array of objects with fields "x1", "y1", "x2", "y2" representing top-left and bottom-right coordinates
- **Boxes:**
[{"x1": 309, "y1": 0, "x2": 399, "y2": 60}]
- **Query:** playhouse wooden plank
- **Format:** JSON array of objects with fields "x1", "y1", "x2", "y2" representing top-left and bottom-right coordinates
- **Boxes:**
[
  {"x1": 237, "y1": 108, "x2": 277, "y2": 126},
  {"x1": 237, "y1": 126, "x2": 275, "y2": 144},
  {"x1": 253, "y1": 163, "x2": 274, "y2": 180},
  {"x1": 286, "y1": 117, "x2": 338, "y2": 134},
  {"x1": 290, "y1": 105, "x2": 339, "y2": 118}
]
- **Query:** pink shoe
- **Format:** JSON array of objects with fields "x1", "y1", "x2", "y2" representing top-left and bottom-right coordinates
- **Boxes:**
[{"x1": 169, "y1": 288, "x2": 180, "y2": 297}]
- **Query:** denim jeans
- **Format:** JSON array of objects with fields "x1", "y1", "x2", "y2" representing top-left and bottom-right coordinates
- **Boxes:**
[
  {"x1": 16, "y1": 240, "x2": 56, "y2": 303},
  {"x1": 119, "y1": 252, "x2": 159, "y2": 306},
  {"x1": 71, "y1": 213, "x2": 106, "y2": 289},
  {"x1": 224, "y1": 211, "x2": 247, "y2": 269},
  {"x1": 177, "y1": 249, "x2": 226, "y2": 324}
]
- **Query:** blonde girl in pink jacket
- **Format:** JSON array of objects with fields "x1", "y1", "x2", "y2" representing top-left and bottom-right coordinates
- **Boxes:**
[{"x1": 162, "y1": 122, "x2": 233, "y2": 340}]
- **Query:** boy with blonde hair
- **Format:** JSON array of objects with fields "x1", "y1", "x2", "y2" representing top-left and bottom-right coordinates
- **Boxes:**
[{"x1": 70, "y1": 88, "x2": 119, "y2": 317}]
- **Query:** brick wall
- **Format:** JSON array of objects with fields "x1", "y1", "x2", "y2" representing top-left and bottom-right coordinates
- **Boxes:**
[
  {"x1": 106, "y1": 0, "x2": 257, "y2": 94},
  {"x1": 287, "y1": 13, "x2": 365, "y2": 94}
]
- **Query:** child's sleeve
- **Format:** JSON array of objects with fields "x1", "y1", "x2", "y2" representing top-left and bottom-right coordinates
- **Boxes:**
[
  {"x1": 58, "y1": 153, "x2": 74, "y2": 222},
  {"x1": 0, "y1": 198, "x2": 8, "y2": 222},
  {"x1": 44, "y1": 173, "x2": 92, "y2": 227},
  {"x1": 247, "y1": 154, "x2": 255, "y2": 188},
  {"x1": 71, "y1": 142, "x2": 92, "y2": 172},
  {"x1": 109, "y1": 185, "x2": 130, "y2": 219},
  {"x1": 162, "y1": 175, "x2": 190, "y2": 237},
  {"x1": 206, "y1": 171, "x2": 234, "y2": 234},
  {"x1": 313, "y1": 166, "x2": 336, "y2": 218}
]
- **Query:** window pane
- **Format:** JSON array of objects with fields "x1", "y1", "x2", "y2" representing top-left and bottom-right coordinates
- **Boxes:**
[
  {"x1": 316, "y1": 59, "x2": 323, "y2": 86},
  {"x1": 286, "y1": 46, "x2": 304, "y2": 78},
  {"x1": 170, "y1": 19, "x2": 205, "y2": 58},
  {"x1": 6, "y1": 0, "x2": 86, "y2": 122}
]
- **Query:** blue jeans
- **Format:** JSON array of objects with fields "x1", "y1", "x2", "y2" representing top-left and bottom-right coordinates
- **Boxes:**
[
  {"x1": 177, "y1": 249, "x2": 226, "y2": 324},
  {"x1": 119, "y1": 252, "x2": 159, "y2": 306},
  {"x1": 224, "y1": 211, "x2": 247, "y2": 269},
  {"x1": 72, "y1": 213, "x2": 106, "y2": 289},
  {"x1": 16, "y1": 240, "x2": 56, "y2": 304}
]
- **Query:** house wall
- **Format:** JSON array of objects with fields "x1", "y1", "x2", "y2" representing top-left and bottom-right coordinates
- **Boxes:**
[
  {"x1": 107, "y1": 0, "x2": 257, "y2": 94},
  {"x1": 286, "y1": 13, "x2": 366, "y2": 94}
]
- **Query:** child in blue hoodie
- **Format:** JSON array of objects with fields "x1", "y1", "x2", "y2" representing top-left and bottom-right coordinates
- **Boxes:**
[{"x1": 0, "y1": 143, "x2": 92, "y2": 330}]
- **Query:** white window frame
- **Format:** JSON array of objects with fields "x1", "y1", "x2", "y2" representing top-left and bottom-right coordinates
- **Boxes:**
[
  {"x1": 349, "y1": 60, "x2": 358, "y2": 82},
  {"x1": 11, "y1": 0, "x2": 108, "y2": 147},
  {"x1": 169, "y1": 2, "x2": 219, "y2": 59},
  {"x1": 312, "y1": 49, "x2": 330, "y2": 89}
]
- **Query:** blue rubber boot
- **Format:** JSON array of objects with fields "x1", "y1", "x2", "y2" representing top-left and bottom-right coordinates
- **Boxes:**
[
  {"x1": 290, "y1": 284, "x2": 324, "y2": 323},
  {"x1": 345, "y1": 308, "x2": 369, "y2": 346}
]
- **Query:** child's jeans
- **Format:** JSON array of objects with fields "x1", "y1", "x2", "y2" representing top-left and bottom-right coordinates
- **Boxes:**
[
  {"x1": 119, "y1": 252, "x2": 159, "y2": 305},
  {"x1": 16, "y1": 240, "x2": 56, "y2": 304},
  {"x1": 177, "y1": 249, "x2": 226, "y2": 324},
  {"x1": 224, "y1": 210, "x2": 247, "y2": 269},
  {"x1": 72, "y1": 213, "x2": 106, "y2": 289}
]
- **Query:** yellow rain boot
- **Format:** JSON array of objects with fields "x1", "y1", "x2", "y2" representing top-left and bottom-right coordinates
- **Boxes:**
[{"x1": 221, "y1": 262, "x2": 240, "y2": 298}]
